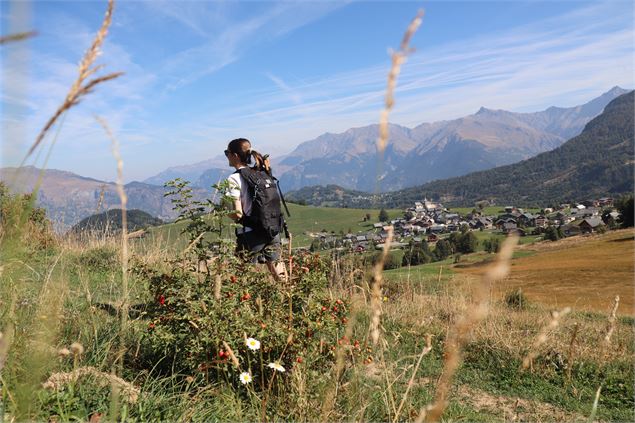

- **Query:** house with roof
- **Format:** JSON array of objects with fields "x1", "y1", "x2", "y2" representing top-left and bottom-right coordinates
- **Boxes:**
[
  {"x1": 534, "y1": 215, "x2": 548, "y2": 228},
  {"x1": 579, "y1": 217, "x2": 605, "y2": 234},
  {"x1": 472, "y1": 217, "x2": 493, "y2": 230}
]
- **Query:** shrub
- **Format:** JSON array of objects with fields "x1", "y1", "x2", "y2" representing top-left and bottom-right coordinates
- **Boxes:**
[
  {"x1": 544, "y1": 226, "x2": 560, "y2": 242},
  {"x1": 483, "y1": 237, "x2": 501, "y2": 253},
  {"x1": 134, "y1": 250, "x2": 349, "y2": 386},
  {"x1": 402, "y1": 242, "x2": 432, "y2": 266},
  {"x1": 132, "y1": 179, "x2": 351, "y2": 389},
  {"x1": 433, "y1": 239, "x2": 452, "y2": 261},
  {"x1": 78, "y1": 245, "x2": 119, "y2": 271},
  {"x1": 505, "y1": 288, "x2": 528, "y2": 310}
]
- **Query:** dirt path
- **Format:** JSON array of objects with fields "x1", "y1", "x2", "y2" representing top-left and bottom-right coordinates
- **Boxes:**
[
  {"x1": 457, "y1": 385, "x2": 592, "y2": 422},
  {"x1": 455, "y1": 229, "x2": 634, "y2": 315}
]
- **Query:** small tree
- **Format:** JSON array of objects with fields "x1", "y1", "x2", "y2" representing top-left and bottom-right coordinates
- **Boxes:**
[
  {"x1": 616, "y1": 195, "x2": 634, "y2": 227},
  {"x1": 544, "y1": 226, "x2": 560, "y2": 242},
  {"x1": 402, "y1": 241, "x2": 432, "y2": 266},
  {"x1": 378, "y1": 208, "x2": 389, "y2": 222},
  {"x1": 457, "y1": 231, "x2": 478, "y2": 254},
  {"x1": 433, "y1": 239, "x2": 452, "y2": 261},
  {"x1": 483, "y1": 237, "x2": 501, "y2": 253}
]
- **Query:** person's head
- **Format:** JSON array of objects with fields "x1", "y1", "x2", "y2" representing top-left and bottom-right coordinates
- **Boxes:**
[
  {"x1": 225, "y1": 138, "x2": 252, "y2": 168},
  {"x1": 225, "y1": 138, "x2": 269, "y2": 172}
]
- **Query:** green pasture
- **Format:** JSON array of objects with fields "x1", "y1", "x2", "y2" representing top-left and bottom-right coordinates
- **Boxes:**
[
  {"x1": 134, "y1": 203, "x2": 405, "y2": 252},
  {"x1": 446, "y1": 206, "x2": 542, "y2": 216}
]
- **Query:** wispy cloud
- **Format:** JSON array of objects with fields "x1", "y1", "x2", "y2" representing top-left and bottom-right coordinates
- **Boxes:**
[
  {"x1": 189, "y1": 1, "x2": 633, "y2": 153},
  {"x1": 146, "y1": 1, "x2": 350, "y2": 90}
]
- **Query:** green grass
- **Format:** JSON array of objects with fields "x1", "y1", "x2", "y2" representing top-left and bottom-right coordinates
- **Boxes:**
[
  {"x1": 137, "y1": 203, "x2": 404, "y2": 250},
  {"x1": 447, "y1": 206, "x2": 542, "y2": 216}
]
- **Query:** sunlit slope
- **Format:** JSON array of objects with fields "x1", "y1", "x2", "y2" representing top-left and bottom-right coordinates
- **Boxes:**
[{"x1": 137, "y1": 203, "x2": 404, "y2": 250}]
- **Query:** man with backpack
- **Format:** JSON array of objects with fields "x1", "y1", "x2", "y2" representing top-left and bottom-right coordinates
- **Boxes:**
[{"x1": 224, "y1": 138, "x2": 288, "y2": 282}]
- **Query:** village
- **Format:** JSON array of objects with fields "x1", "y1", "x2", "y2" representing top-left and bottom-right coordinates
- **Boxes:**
[{"x1": 306, "y1": 197, "x2": 620, "y2": 252}]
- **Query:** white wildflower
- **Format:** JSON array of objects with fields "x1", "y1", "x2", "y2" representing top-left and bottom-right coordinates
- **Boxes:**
[
  {"x1": 245, "y1": 337, "x2": 260, "y2": 351},
  {"x1": 239, "y1": 372, "x2": 252, "y2": 385},
  {"x1": 267, "y1": 362, "x2": 285, "y2": 373}
]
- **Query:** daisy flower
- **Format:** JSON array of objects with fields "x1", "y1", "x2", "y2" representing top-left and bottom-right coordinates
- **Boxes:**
[
  {"x1": 239, "y1": 372, "x2": 252, "y2": 385},
  {"x1": 245, "y1": 337, "x2": 261, "y2": 351},
  {"x1": 267, "y1": 362, "x2": 286, "y2": 373}
]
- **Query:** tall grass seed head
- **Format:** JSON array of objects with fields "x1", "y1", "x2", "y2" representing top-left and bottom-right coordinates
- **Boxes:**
[{"x1": 70, "y1": 342, "x2": 84, "y2": 356}]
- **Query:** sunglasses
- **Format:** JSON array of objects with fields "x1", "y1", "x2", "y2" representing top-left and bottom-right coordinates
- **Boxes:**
[{"x1": 224, "y1": 149, "x2": 232, "y2": 157}]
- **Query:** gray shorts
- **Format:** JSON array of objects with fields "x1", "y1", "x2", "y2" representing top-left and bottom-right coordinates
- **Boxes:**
[{"x1": 236, "y1": 230, "x2": 282, "y2": 264}]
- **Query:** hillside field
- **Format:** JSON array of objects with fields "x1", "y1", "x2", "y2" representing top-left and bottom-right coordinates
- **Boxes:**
[
  {"x1": 454, "y1": 229, "x2": 635, "y2": 315},
  {"x1": 137, "y1": 203, "x2": 404, "y2": 250}
]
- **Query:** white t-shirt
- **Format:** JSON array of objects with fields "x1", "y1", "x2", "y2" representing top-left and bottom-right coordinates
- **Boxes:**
[{"x1": 227, "y1": 166, "x2": 253, "y2": 232}]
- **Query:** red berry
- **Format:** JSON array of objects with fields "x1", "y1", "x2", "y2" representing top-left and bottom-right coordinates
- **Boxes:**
[
  {"x1": 158, "y1": 295, "x2": 165, "y2": 306},
  {"x1": 297, "y1": 357, "x2": 303, "y2": 363},
  {"x1": 230, "y1": 275, "x2": 237, "y2": 283},
  {"x1": 321, "y1": 306, "x2": 327, "y2": 312},
  {"x1": 218, "y1": 351, "x2": 225, "y2": 357},
  {"x1": 332, "y1": 306, "x2": 338, "y2": 312}
]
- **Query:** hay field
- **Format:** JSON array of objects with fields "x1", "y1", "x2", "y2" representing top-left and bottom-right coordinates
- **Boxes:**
[{"x1": 456, "y1": 229, "x2": 635, "y2": 315}]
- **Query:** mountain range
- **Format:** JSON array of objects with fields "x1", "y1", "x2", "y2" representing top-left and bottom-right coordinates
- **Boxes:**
[
  {"x1": 1, "y1": 87, "x2": 630, "y2": 229},
  {"x1": 0, "y1": 167, "x2": 208, "y2": 230},
  {"x1": 141, "y1": 86, "x2": 628, "y2": 192},
  {"x1": 287, "y1": 91, "x2": 635, "y2": 208}
]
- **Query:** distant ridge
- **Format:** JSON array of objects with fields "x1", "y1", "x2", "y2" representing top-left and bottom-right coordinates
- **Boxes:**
[
  {"x1": 0, "y1": 166, "x2": 208, "y2": 230},
  {"x1": 143, "y1": 88, "x2": 628, "y2": 191},
  {"x1": 287, "y1": 91, "x2": 635, "y2": 208}
]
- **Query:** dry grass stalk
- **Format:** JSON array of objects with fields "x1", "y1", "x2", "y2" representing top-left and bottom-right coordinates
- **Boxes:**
[
  {"x1": 588, "y1": 295, "x2": 621, "y2": 422},
  {"x1": 377, "y1": 9, "x2": 424, "y2": 154},
  {"x1": 96, "y1": 117, "x2": 129, "y2": 325},
  {"x1": 222, "y1": 341, "x2": 240, "y2": 369},
  {"x1": 24, "y1": 0, "x2": 122, "y2": 162},
  {"x1": 214, "y1": 274, "x2": 222, "y2": 300},
  {"x1": 603, "y1": 295, "x2": 619, "y2": 347},
  {"x1": 420, "y1": 234, "x2": 518, "y2": 423},
  {"x1": 521, "y1": 306, "x2": 571, "y2": 371},
  {"x1": 393, "y1": 334, "x2": 433, "y2": 422},
  {"x1": 42, "y1": 366, "x2": 139, "y2": 404},
  {"x1": 370, "y1": 226, "x2": 394, "y2": 345},
  {"x1": 0, "y1": 31, "x2": 37, "y2": 44},
  {"x1": 565, "y1": 323, "x2": 579, "y2": 383},
  {"x1": 321, "y1": 295, "x2": 363, "y2": 422}
]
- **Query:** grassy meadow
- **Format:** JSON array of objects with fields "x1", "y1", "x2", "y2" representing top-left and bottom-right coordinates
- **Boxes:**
[
  {"x1": 137, "y1": 203, "x2": 404, "y2": 251},
  {"x1": 2, "y1": 3, "x2": 633, "y2": 421},
  {"x1": 1, "y1": 216, "x2": 633, "y2": 422}
]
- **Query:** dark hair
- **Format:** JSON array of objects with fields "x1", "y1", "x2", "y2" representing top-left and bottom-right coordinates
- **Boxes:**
[{"x1": 227, "y1": 138, "x2": 270, "y2": 174}]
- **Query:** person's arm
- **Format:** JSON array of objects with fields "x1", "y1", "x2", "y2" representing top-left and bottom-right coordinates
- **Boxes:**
[
  {"x1": 226, "y1": 174, "x2": 243, "y2": 222},
  {"x1": 228, "y1": 198, "x2": 243, "y2": 222}
]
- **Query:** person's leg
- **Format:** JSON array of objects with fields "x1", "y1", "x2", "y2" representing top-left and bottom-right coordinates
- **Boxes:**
[
  {"x1": 262, "y1": 234, "x2": 287, "y2": 282},
  {"x1": 266, "y1": 260, "x2": 288, "y2": 282}
]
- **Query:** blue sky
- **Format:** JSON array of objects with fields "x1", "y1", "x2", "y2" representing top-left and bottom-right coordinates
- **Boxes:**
[{"x1": 1, "y1": 0, "x2": 633, "y2": 182}]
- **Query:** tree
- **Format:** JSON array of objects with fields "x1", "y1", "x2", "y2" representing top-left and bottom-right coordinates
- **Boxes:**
[
  {"x1": 378, "y1": 208, "x2": 389, "y2": 222},
  {"x1": 544, "y1": 226, "x2": 560, "y2": 242},
  {"x1": 483, "y1": 237, "x2": 501, "y2": 253},
  {"x1": 616, "y1": 195, "x2": 634, "y2": 227},
  {"x1": 309, "y1": 239, "x2": 321, "y2": 252},
  {"x1": 365, "y1": 213, "x2": 372, "y2": 221},
  {"x1": 402, "y1": 241, "x2": 432, "y2": 266},
  {"x1": 433, "y1": 239, "x2": 452, "y2": 261},
  {"x1": 457, "y1": 231, "x2": 478, "y2": 254}
]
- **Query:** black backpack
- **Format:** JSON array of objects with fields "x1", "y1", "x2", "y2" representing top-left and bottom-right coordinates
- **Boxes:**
[{"x1": 237, "y1": 167, "x2": 288, "y2": 241}]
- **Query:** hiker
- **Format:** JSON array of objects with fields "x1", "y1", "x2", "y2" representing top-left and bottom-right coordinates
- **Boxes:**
[{"x1": 224, "y1": 138, "x2": 288, "y2": 282}]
